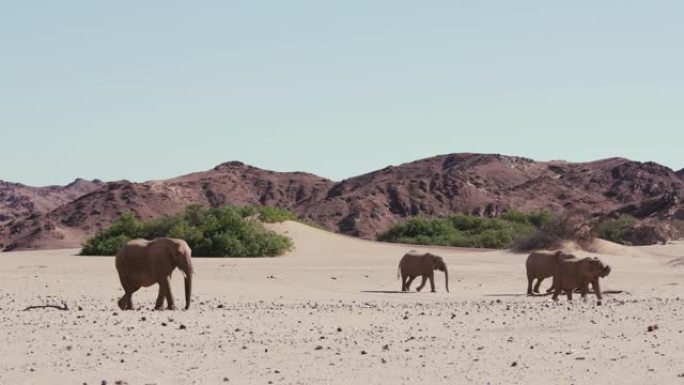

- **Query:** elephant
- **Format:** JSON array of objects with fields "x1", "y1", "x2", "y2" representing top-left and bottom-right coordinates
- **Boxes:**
[
  {"x1": 526, "y1": 250, "x2": 576, "y2": 295},
  {"x1": 115, "y1": 238, "x2": 193, "y2": 311},
  {"x1": 552, "y1": 257, "x2": 611, "y2": 304},
  {"x1": 397, "y1": 251, "x2": 449, "y2": 293}
]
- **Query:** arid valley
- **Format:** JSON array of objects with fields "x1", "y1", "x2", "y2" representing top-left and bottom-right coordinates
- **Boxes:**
[
  {"x1": 4, "y1": 2, "x2": 684, "y2": 383},
  {"x1": 1, "y1": 221, "x2": 683, "y2": 385}
]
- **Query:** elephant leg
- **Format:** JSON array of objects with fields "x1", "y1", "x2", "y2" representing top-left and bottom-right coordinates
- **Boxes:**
[
  {"x1": 405, "y1": 276, "x2": 417, "y2": 291},
  {"x1": 416, "y1": 276, "x2": 427, "y2": 292},
  {"x1": 533, "y1": 278, "x2": 543, "y2": 294},
  {"x1": 118, "y1": 293, "x2": 130, "y2": 310},
  {"x1": 527, "y1": 277, "x2": 534, "y2": 295},
  {"x1": 566, "y1": 289, "x2": 573, "y2": 301},
  {"x1": 580, "y1": 281, "x2": 589, "y2": 300},
  {"x1": 155, "y1": 285, "x2": 165, "y2": 310},
  {"x1": 429, "y1": 273, "x2": 436, "y2": 293},
  {"x1": 593, "y1": 279, "x2": 602, "y2": 301},
  {"x1": 158, "y1": 276, "x2": 176, "y2": 310},
  {"x1": 118, "y1": 278, "x2": 138, "y2": 310}
]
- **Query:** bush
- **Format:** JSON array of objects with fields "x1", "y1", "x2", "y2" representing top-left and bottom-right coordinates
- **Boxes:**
[
  {"x1": 594, "y1": 215, "x2": 638, "y2": 244},
  {"x1": 378, "y1": 212, "x2": 548, "y2": 249},
  {"x1": 512, "y1": 211, "x2": 594, "y2": 252},
  {"x1": 81, "y1": 205, "x2": 295, "y2": 257},
  {"x1": 81, "y1": 211, "x2": 144, "y2": 255}
]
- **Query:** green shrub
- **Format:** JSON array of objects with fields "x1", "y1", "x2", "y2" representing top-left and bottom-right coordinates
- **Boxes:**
[
  {"x1": 239, "y1": 206, "x2": 297, "y2": 223},
  {"x1": 378, "y1": 212, "x2": 546, "y2": 249},
  {"x1": 594, "y1": 215, "x2": 638, "y2": 244},
  {"x1": 81, "y1": 205, "x2": 295, "y2": 257}
]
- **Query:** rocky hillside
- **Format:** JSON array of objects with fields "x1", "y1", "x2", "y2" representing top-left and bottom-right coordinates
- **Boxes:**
[
  {"x1": 1, "y1": 163, "x2": 333, "y2": 250},
  {"x1": 299, "y1": 155, "x2": 684, "y2": 237},
  {"x1": 2, "y1": 154, "x2": 683, "y2": 250},
  {"x1": 0, "y1": 179, "x2": 104, "y2": 249}
]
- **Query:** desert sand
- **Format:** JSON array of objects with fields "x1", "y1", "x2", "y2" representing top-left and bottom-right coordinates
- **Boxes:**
[{"x1": 0, "y1": 221, "x2": 683, "y2": 385}]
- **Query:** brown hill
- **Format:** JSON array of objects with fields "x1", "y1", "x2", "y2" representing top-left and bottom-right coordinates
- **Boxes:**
[
  {"x1": 2, "y1": 162, "x2": 332, "y2": 250},
  {"x1": 677, "y1": 168, "x2": 684, "y2": 178},
  {"x1": 0, "y1": 179, "x2": 103, "y2": 249},
  {"x1": 301, "y1": 154, "x2": 684, "y2": 237},
  {"x1": 2, "y1": 154, "x2": 683, "y2": 251}
]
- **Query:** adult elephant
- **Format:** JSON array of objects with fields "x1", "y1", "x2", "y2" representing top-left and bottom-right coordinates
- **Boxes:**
[
  {"x1": 115, "y1": 238, "x2": 193, "y2": 311},
  {"x1": 526, "y1": 250, "x2": 576, "y2": 295},
  {"x1": 552, "y1": 257, "x2": 611, "y2": 304},
  {"x1": 397, "y1": 251, "x2": 449, "y2": 293}
]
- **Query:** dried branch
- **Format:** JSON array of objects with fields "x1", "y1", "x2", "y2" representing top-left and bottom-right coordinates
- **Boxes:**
[{"x1": 23, "y1": 302, "x2": 69, "y2": 311}]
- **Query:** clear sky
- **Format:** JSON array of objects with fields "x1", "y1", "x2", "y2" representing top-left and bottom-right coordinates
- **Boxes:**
[{"x1": 1, "y1": 1, "x2": 683, "y2": 186}]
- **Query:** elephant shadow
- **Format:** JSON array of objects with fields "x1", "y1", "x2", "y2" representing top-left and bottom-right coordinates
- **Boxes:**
[
  {"x1": 486, "y1": 290, "x2": 625, "y2": 297},
  {"x1": 361, "y1": 290, "x2": 412, "y2": 294}
]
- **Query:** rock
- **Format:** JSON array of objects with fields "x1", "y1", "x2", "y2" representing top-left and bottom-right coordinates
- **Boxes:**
[
  {"x1": 361, "y1": 350, "x2": 367, "y2": 355},
  {"x1": 315, "y1": 346, "x2": 323, "y2": 351},
  {"x1": 647, "y1": 325, "x2": 659, "y2": 332},
  {"x1": 179, "y1": 324, "x2": 187, "y2": 330},
  {"x1": 511, "y1": 362, "x2": 518, "y2": 367}
]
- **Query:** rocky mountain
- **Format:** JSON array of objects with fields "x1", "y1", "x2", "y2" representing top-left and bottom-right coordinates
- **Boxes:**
[
  {"x1": 0, "y1": 179, "x2": 104, "y2": 249},
  {"x1": 677, "y1": 168, "x2": 684, "y2": 178},
  {"x1": 2, "y1": 154, "x2": 683, "y2": 251},
  {"x1": 1, "y1": 163, "x2": 333, "y2": 250},
  {"x1": 299, "y1": 154, "x2": 684, "y2": 237}
]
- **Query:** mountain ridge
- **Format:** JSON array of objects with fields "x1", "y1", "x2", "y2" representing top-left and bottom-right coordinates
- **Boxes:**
[{"x1": 1, "y1": 153, "x2": 682, "y2": 251}]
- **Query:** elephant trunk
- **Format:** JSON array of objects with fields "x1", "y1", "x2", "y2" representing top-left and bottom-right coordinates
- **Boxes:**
[
  {"x1": 177, "y1": 251, "x2": 193, "y2": 310},
  {"x1": 444, "y1": 267, "x2": 449, "y2": 293},
  {"x1": 184, "y1": 272, "x2": 192, "y2": 310}
]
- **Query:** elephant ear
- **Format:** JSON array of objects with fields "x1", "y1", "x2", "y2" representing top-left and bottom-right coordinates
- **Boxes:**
[{"x1": 601, "y1": 263, "x2": 611, "y2": 277}]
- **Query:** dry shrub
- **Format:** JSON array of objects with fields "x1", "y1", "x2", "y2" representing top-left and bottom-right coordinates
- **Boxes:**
[{"x1": 512, "y1": 210, "x2": 594, "y2": 252}]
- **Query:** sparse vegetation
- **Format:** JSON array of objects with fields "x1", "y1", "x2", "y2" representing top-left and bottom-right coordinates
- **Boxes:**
[
  {"x1": 378, "y1": 211, "x2": 551, "y2": 249},
  {"x1": 81, "y1": 205, "x2": 295, "y2": 257},
  {"x1": 593, "y1": 215, "x2": 638, "y2": 244},
  {"x1": 512, "y1": 211, "x2": 594, "y2": 251}
]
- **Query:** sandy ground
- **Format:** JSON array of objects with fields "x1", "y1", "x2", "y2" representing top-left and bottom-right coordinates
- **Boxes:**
[{"x1": 1, "y1": 221, "x2": 683, "y2": 385}]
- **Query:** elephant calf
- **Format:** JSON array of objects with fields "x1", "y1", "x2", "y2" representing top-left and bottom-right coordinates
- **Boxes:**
[
  {"x1": 397, "y1": 251, "x2": 449, "y2": 293},
  {"x1": 552, "y1": 257, "x2": 611, "y2": 304},
  {"x1": 526, "y1": 251, "x2": 576, "y2": 295},
  {"x1": 115, "y1": 238, "x2": 193, "y2": 311}
]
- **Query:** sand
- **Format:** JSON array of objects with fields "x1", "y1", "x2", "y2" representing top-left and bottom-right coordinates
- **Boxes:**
[{"x1": 0, "y1": 221, "x2": 683, "y2": 385}]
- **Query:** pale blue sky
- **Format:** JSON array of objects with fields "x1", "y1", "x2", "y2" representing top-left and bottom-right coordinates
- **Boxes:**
[{"x1": 1, "y1": 1, "x2": 683, "y2": 186}]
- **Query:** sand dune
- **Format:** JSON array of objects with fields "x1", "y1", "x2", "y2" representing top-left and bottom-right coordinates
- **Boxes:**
[{"x1": 1, "y1": 221, "x2": 683, "y2": 384}]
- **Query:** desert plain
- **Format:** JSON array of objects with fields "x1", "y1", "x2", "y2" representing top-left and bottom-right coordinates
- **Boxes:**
[{"x1": 1, "y1": 221, "x2": 683, "y2": 385}]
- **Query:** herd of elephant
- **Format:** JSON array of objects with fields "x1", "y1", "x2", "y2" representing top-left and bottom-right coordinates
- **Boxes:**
[{"x1": 114, "y1": 239, "x2": 611, "y2": 311}]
